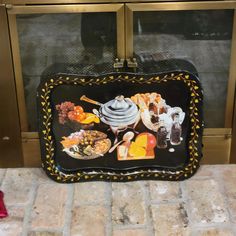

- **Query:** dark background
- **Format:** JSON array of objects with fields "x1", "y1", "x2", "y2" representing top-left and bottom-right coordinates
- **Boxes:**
[{"x1": 51, "y1": 79, "x2": 191, "y2": 172}]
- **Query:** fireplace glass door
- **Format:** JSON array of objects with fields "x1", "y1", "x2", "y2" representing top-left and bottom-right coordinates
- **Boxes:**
[
  {"x1": 8, "y1": 4, "x2": 124, "y2": 133},
  {"x1": 125, "y1": 2, "x2": 236, "y2": 162},
  {"x1": 128, "y1": 9, "x2": 234, "y2": 128},
  {"x1": 5, "y1": 2, "x2": 236, "y2": 165}
]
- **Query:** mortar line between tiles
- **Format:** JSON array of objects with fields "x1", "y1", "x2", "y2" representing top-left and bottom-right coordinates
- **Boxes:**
[
  {"x1": 179, "y1": 181, "x2": 195, "y2": 231},
  {"x1": 106, "y1": 182, "x2": 112, "y2": 236},
  {"x1": 190, "y1": 224, "x2": 236, "y2": 236},
  {"x1": 189, "y1": 222, "x2": 235, "y2": 229},
  {"x1": 190, "y1": 176, "x2": 212, "y2": 180},
  {"x1": 0, "y1": 169, "x2": 7, "y2": 188},
  {"x1": 181, "y1": 173, "x2": 234, "y2": 235},
  {"x1": 150, "y1": 198, "x2": 182, "y2": 205},
  {"x1": 21, "y1": 180, "x2": 39, "y2": 236},
  {"x1": 142, "y1": 181, "x2": 155, "y2": 236},
  {"x1": 232, "y1": 225, "x2": 236, "y2": 236},
  {"x1": 74, "y1": 202, "x2": 111, "y2": 207},
  {"x1": 216, "y1": 171, "x2": 233, "y2": 221},
  {"x1": 28, "y1": 228, "x2": 63, "y2": 233},
  {"x1": 63, "y1": 184, "x2": 75, "y2": 236},
  {"x1": 112, "y1": 223, "x2": 147, "y2": 230},
  {"x1": 168, "y1": 166, "x2": 236, "y2": 235},
  {"x1": 209, "y1": 168, "x2": 235, "y2": 229},
  {"x1": 179, "y1": 180, "x2": 226, "y2": 234}
]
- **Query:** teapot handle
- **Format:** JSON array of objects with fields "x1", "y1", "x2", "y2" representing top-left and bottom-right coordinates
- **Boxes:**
[
  {"x1": 80, "y1": 95, "x2": 103, "y2": 106},
  {"x1": 93, "y1": 109, "x2": 101, "y2": 118}
]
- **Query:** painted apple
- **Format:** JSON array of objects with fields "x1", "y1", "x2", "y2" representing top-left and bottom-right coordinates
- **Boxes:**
[
  {"x1": 74, "y1": 105, "x2": 84, "y2": 113},
  {"x1": 135, "y1": 132, "x2": 157, "y2": 150},
  {"x1": 68, "y1": 111, "x2": 77, "y2": 121}
]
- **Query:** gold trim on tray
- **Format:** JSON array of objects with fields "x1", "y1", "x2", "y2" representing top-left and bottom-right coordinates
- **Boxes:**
[{"x1": 39, "y1": 72, "x2": 203, "y2": 182}]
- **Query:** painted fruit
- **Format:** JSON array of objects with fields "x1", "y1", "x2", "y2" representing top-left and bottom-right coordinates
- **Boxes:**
[
  {"x1": 129, "y1": 142, "x2": 146, "y2": 157},
  {"x1": 68, "y1": 111, "x2": 77, "y2": 121},
  {"x1": 80, "y1": 113, "x2": 100, "y2": 124},
  {"x1": 75, "y1": 113, "x2": 86, "y2": 122},
  {"x1": 135, "y1": 133, "x2": 156, "y2": 150},
  {"x1": 74, "y1": 105, "x2": 84, "y2": 113}
]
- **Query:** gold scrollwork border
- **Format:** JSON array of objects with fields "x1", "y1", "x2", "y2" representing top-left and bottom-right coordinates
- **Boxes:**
[{"x1": 38, "y1": 72, "x2": 203, "y2": 182}]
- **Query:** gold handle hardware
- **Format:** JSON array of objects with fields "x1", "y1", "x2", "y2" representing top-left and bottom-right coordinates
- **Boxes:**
[
  {"x1": 127, "y1": 58, "x2": 138, "y2": 69},
  {"x1": 5, "y1": 4, "x2": 13, "y2": 9},
  {"x1": 2, "y1": 136, "x2": 10, "y2": 141},
  {"x1": 113, "y1": 58, "x2": 125, "y2": 70}
]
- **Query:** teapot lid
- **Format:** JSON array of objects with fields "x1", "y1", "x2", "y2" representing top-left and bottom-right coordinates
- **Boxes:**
[
  {"x1": 110, "y1": 95, "x2": 129, "y2": 110},
  {"x1": 100, "y1": 95, "x2": 139, "y2": 124}
]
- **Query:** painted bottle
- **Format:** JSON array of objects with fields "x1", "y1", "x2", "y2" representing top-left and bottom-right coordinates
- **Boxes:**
[
  {"x1": 157, "y1": 122, "x2": 168, "y2": 149},
  {"x1": 170, "y1": 113, "x2": 182, "y2": 145}
]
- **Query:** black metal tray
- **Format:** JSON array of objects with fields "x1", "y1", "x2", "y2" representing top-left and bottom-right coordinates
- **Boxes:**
[{"x1": 37, "y1": 71, "x2": 203, "y2": 182}]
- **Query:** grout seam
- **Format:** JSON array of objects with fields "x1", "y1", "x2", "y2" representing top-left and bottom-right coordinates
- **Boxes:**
[
  {"x1": 179, "y1": 180, "x2": 195, "y2": 235},
  {"x1": 21, "y1": 179, "x2": 38, "y2": 236},
  {"x1": 106, "y1": 182, "x2": 112, "y2": 236},
  {"x1": 63, "y1": 184, "x2": 75, "y2": 236},
  {"x1": 181, "y1": 167, "x2": 235, "y2": 235},
  {"x1": 0, "y1": 169, "x2": 7, "y2": 188},
  {"x1": 142, "y1": 181, "x2": 155, "y2": 236}
]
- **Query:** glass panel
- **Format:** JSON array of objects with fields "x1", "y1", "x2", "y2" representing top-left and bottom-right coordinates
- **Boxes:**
[
  {"x1": 133, "y1": 10, "x2": 233, "y2": 128},
  {"x1": 16, "y1": 13, "x2": 117, "y2": 131}
]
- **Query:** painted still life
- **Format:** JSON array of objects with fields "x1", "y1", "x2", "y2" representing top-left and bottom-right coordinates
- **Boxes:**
[
  {"x1": 56, "y1": 92, "x2": 185, "y2": 161},
  {"x1": 38, "y1": 72, "x2": 203, "y2": 182}
]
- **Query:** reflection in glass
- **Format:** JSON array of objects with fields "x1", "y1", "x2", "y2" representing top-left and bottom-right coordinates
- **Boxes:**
[
  {"x1": 134, "y1": 10, "x2": 233, "y2": 128},
  {"x1": 17, "y1": 13, "x2": 116, "y2": 131}
]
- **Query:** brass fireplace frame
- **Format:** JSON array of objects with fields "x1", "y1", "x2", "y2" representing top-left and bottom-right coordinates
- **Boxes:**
[{"x1": 0, "y1": 0, "x2": 236, "y2": 167}]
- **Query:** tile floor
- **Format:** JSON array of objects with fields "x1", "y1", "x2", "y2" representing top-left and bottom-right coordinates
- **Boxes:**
[{"x1": 0, "y1": 165, "x2": 236, "y2": 236}]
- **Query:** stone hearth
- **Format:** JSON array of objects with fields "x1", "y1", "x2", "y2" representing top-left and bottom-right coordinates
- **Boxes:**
[{"x1": 0, "y1": 165, "x2": 236, "y2": 236}]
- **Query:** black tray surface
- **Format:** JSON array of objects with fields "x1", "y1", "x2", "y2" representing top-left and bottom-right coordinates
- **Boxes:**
[{"x1": 37, "y1": 71, "x2": 203, "y2": 183}]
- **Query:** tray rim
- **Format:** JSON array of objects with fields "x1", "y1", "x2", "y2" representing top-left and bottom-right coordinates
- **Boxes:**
[{"x1": 37, "y1": 71, "x2": 203, "y2": 182}]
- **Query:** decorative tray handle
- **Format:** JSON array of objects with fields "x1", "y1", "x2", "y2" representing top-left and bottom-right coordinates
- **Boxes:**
[{"x1": 80, "y1": 95, "x2": 103, "y2": 106}]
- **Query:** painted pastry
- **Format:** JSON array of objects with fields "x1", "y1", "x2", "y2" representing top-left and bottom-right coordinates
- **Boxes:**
[{"x1": 61, "y1": 130, "x2": 111, "y2": 160}]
